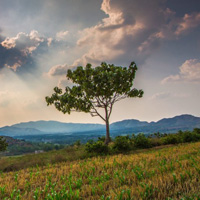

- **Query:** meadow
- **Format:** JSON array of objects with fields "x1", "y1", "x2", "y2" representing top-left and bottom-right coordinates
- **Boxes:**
[{"x1": 0, "y1": 142, "x2": 200, "y2": 199}]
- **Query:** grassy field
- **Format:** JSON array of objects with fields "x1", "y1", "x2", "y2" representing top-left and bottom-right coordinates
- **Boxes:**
[{"x1": 0, "y1": 142, "x2": 200, "y2": 199}]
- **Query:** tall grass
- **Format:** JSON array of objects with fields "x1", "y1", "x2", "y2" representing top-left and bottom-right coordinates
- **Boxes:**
[{"x1": 0, "y1": 142, "x2": 200, "y2": 199}]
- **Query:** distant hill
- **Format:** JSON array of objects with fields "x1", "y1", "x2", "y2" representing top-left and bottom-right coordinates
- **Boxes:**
[
  {"x1": 12, "y1": 121, "x2": 105, "y2": 133},
  {"x1": 1, "y1": 136, "x2": 31, "y2": 146},
  {"x1": 110, "y1": 119, "x2": 148, "y2": 129},
  {"x1": 0, "y1": 121, "x2": 105, "y2": 136},
  {"x1": 0, "y1": 114, "x2": 200, "y2": 137},
  {"x1": 0, "y1": 126, "x2": 46, "y2": 136},
  {"x1": 110, "y1": 114, "x2": 200, "y2": 134}
]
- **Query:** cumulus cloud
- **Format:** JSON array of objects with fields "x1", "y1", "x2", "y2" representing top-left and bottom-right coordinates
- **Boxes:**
[
  {"x1": 162, "y1": 59, "x2": 200, "y2": 83},
  {"x1": 71, "y1": 0, "x2": 200, "y2": 67},
  {"x1": 0, "y1": 30, "x2": 45, "y2": 72},
  {"x1": 1, "y1": 30, "x2": 44, "y2": 54},
  {"x1": 0, "y1": 30, "x2": 68, "y2": 74},
  {"x1": 74, "y1": 0, "x2": 167, "y2": 66},
  {"x1": 48, "y1": 64, "x2": 70, "y2": 76}
]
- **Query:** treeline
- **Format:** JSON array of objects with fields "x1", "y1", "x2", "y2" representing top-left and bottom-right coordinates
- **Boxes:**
[
  {"x1": 85, "y1": 128, "x2": 200, "y2": 154},
  {"x1": 2, "y1": 142, "x2": 65, "y2": 156}
]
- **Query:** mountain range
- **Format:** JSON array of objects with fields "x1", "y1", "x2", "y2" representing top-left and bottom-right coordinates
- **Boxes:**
[{"x1": 0, "y1": 114, "x2": 200, "y2": 137}]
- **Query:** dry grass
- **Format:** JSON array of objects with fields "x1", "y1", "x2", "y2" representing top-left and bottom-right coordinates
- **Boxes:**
[{"x1": 0, "y1": 142, "x2": 200, "y2": 199}]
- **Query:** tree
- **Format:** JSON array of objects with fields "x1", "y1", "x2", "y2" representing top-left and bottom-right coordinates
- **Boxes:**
[
  {"x1": 0, "y1": 137, "x2": 8, "y2": 152},
  {"x1": 46, "y1": 62, "x2": 143, "y2": 144}
]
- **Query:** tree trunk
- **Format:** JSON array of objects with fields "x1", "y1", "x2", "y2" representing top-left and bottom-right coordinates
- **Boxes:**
[
  {"x1": 105, "y1": 119, "x2": 111, "y2": 145},
  {"x1": 103, "y1": 105, "x2": 111, "y2": 145}
]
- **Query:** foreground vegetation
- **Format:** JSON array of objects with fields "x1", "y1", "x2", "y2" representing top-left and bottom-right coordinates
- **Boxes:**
[{"x1": 0, "y1": 141, "x2": 200, "y2": 199}]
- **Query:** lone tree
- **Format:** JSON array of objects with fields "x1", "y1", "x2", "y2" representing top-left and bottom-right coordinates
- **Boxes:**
[
  {"x1": 46, "y1": 62, "x2": 143, "y2": 144},
  {"x1": 0, "y1": 137, "x2": 8, "y2": 152}
]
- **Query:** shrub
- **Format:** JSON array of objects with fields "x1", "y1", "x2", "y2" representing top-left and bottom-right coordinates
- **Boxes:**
[
  {"x1": 181, "y1": 131, "x2": 200, "y2": 143},
  {"x1": 133, "y1": 133, "x2": 152, "y2": 148},
  {"x1": 150, "y1": 137, "x2": 163, "y2": 147},
  {"x1": 161, "y1": 134, "x2": 180, "y2": 145},
  {"x1": 193, "y1": 128, "x2": 200, "y2": 135},
  {"x1": 112, "y1": 136, "x2": 132, "y2": 152},
  {"x1": 85, "y1": 141, "x2": 109, "y2": 154},
  {"x1": 74, "y1": 140, "x2": 81, "y2": 147}
]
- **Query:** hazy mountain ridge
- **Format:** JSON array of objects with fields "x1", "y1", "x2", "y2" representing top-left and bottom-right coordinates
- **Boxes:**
[
  {"x1": 12, "y1": 120, "x2": 105, "y2": 133},
  {"x1": 0, "y1": 114, "x2": 200, "y2": 137}
]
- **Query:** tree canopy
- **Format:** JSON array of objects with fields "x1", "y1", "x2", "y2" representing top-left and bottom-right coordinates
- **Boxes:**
[{"x1": 46, "y1": 62, "x2": 143, "y2": 144}]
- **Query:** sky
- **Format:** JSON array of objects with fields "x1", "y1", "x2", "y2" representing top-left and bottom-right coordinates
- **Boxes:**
[{"x1": 0, "y1": 0, "x2": 200, "y2": 127}]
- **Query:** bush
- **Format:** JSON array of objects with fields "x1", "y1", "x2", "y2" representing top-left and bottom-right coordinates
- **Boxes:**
[
  {"x1": 97, "y1": 136, "x2": 106, "y2": 142},
  {"x1": 74, "y1": 140, "x2": 81, "y2": 147},
  {"x1": 85, "y1": 141, "x2": 109, "y2": 154},
  {"x1": 193, "y1": 128, "x2": 200, "y2": 135},
  {"x1": 181, "y1": 131, "x2": 200, "y2": 143},
  {"x1": 161, "y1": 134, "x2": 180, "y2": 145},
  {"x1": 133, "y1": 133, "x2": 152, "y2": 149},
  {"x1": 150, "y1": 137, "x2": 163, "y2": 147},
  {"x1": 112, "y1": 136, "x2": 132, "y2": 152}
]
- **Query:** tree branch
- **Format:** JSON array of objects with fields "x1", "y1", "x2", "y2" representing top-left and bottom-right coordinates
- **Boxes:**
[{"x1": 90, "y1": 107, "x2": 106, "y2": 122}]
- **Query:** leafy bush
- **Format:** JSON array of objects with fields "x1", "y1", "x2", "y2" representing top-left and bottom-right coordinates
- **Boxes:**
[
  {"x1": 73, "y1": 140, "x2": 81, "y2": 147},
  {"x1": 150, "y1": 138, "x2": 163, "y2": 147},
  {"x1": 85, "y1": 141, "x2": 109, "y2": 154},
  {"x1": 0, "y1": 137, "x2": 8, "y2": 152},
  {"x1": 181, "y1": 131, "x2": 200, "y2": 143},
  {"x1": 112, "y1": 136, "x2": 132, "y2": 152},
  {"x1": 193, "y1": 128, "x2": 200, "y2": 135},
  {"x1": 97, "y1": 136, "x2": 106, "y2": 142},
  {"x1": 133, "y1": 133, "x2": 152, "y2": 148},
  {"x1": 161, "y1": 134, "x2": 180, "y2": 145}
]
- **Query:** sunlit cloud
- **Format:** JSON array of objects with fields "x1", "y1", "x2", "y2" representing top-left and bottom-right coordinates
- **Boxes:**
[
  {"x1": 175, "y1": 13, "x2": 200, "y2": 35},
  {"x1": 47, "y1": 64, "x2": 70, "y2": 77},
  {"x1": 56, "y1": 30, "x2": 69, "y2": 41},
  {"x1": 162, "y1": 59, "x2": 200, "y2": 83}
]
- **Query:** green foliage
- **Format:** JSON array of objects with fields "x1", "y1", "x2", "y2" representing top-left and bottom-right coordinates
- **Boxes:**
[
  {"x1": 85, "y1": 141, "x2": 109, "y2": 154},
  {"x1": 161, "y1": 134, "x2": 180, "y2": 145},
  {"x1": 133, "y1": 133, "x2": 152, "y2": 149},
  {"x1": 0, "y1": 137, "x2": 8, "y2": 152},
  {"x1": 112, "y1": 136, "x2": 132, "y2": 152},
  {"x1": 97, "y1": 136, "x2": 106, "y2": 142},
  {"x1": 181, "y1": 131, "x2": 200, "y2": 143},
  {"x1": 73, "y1": 140, "x2": 81, "y2": 147},
  {"x1": 193, "y1": 128, "x2": 200, "y2": 135},
  {"x1": 46, "y1": 62, "x2": 143, "y2": 144}
]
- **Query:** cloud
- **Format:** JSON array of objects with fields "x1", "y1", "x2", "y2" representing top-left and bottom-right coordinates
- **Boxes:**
[
  {"x1": 48, "y1": 64, "x2": 70, "y2": 76},
  {"x1": 0, "y1": 30, "x2": 69, "y2": 74},
  {"x1": 1, "y1": 30, "x2": 43, "y2": 53},
  {"x1": 175, "y1": 13, "x2": 200, "y2": 35},
  {"x1": 150, "y1": 92, "x2": 171, "y2": 100},
  {"x1": 56, "y1": 30, "x2": 69, "y2": 41},
  {"x1": 74, "y1": 0, "x2": 165, "y2": 66},
  {"x1": 150, "y1": 91, "x2": 189, "y2": 100},
  {"x1": 0, "y1": 30, "x2": 44, "y2": 72},
  {"x1": 162, "y1": 59, "x2": 200, "y2": 83},
  {"x1": 72, "y1": 0, "x2": 200, "y2": 67}
]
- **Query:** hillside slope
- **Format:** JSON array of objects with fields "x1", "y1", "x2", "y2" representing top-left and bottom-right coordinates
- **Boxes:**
[{"x1": 0, "y1": 142, "x2": 199, "y2": 199}]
